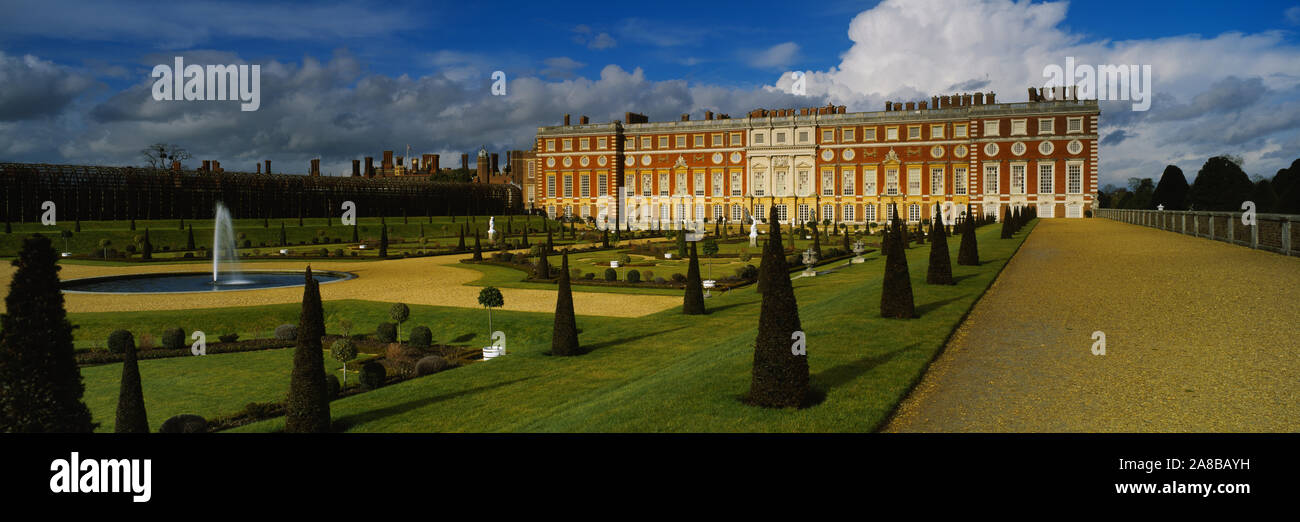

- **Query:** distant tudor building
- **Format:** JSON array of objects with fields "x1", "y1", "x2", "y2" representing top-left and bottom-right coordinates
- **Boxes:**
[{"x1": 533, "y1": 87, "x2": 1099, "y2": 228}]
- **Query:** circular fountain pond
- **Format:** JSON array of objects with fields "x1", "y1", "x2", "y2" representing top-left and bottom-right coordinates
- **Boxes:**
[{"x1": 61, "y1": 270, "x2": 355, "y2": 294}]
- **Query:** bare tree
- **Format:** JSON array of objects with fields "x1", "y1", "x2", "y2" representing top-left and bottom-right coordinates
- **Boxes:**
[{"x1": 141, "y1": 144, "x2": 192, "y2": 169}]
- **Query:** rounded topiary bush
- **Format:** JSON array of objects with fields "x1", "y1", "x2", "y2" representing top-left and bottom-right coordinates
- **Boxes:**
[
  {"x1": 409, "y1": 325, "x2": 433, "y2": 348},
  {"x1": 324, "y1": 374, "x2": 341, "y2": 400},
  {"x1": 642, "y1": 270, "x2": 655, "y2": 281},
  {"x1": 107, "y1": 329, "x2": 134, "y2": 354},
  {"x1": 161, "y1": 327, "x2": 186, "y2": 350},
  {"x1": 359, "y1": 361, "x2": 386, "y2": 390},
  {"x1": 737, "y1": 264, "x2": 759, "y2": 279},
  {"x1": 274, "y1": 324, "x2": 298, "y2": 341},
  {"x1": 159, "y1": 414, "x2": 208, "y2": 433},
  {"x1": 375, "y1": 322, "x2": 398, "y2": 343},
  {"x1": 671, "y1": 273, "x2": 686, "y2": 283},
  {"x1": 626, "y1": 269, "x2": 641, "y2": 283},
  {"x1": 604, "y1": 268, "x2": 617, "y2": 281},
  {"x1": 414, "y1": 355, "x2": 449, "y2": 376}
]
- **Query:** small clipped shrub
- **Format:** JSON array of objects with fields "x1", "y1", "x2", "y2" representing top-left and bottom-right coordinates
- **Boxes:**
[
  {"x1": 107, "y1": 329, "x2": 134, "y2": 354},
  {"x1": 642, "y1": 269, "x2": 655, "y2": 281},
  {"x1": 626, "y1": 269, "x2": 641, "y2": 283},
  {"x1": 159, "y1": 414, "x2": 208, "y2": 433},
  {"x1": 737, "y1": 264, "x2": 759, "y2": 279},
  {"x1": 583, "y1": 272, "x2": 595, "y2": 280},
  {"x1": 671, "y1": 273, "x2": 686, "y2": 283},
  {"x1": 654, "y1": 277, "x2": 666, "y2": 284},
  {"x1": 218, "y1": 333, "x2": 239, "y2": 343},
  {"x1": 324, "y1": 375, "x2": 341, "y2": 400},
  {"x1": 414, "y1": 355, "x2": 449, "y2": 376},
  {"x1": 604, "y1": 268, "x2": 617, "y2": 281},
  {"x1": 409, "y1": 325, "x2": 433, "y2": 348},
  {"x1": 376, "y1": 322, "x2": 398, "y2": 343},
  {"x1": 161, "y1": 327, "x2": 186, "y2": 350},
  {"x1": 359, "y1": 361, "x2": 386, "y2": 390},
  {"x1": 618, "y1": 253, "x2": 632, "y2": 265},
  {"x1": 274, "y1": 323, "x2": 298, "y2": 341},
  {"x1": 571, "y1": 267, "x2": 582, "y2": 280}
]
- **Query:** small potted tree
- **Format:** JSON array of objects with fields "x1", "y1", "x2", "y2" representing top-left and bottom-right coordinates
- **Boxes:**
[
  {"x1": 477, "y1": 286, "x2": 505, "y2": 359},
  {"x1": 331, "y1": 338, "x2": 357, "y2": 386}
]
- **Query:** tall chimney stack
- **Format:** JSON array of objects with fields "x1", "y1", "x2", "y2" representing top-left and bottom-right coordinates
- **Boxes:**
[
  {"x1": 579, "y1": 115, "x2": 589, "y2": 124},
  {"x1": 461, "y1": 154, "x2": 469, "y2": 170},
  {"x1": 491, "y1": 153, "x2": 499, "y2": 174},
  {"x1": 310, "y1": 158, "x2": 320, "y2": 177},
  {"x1": 563, "y1": 114, "x2": 571, "y2": 125},
  {"x1": 430, "y1": 154, "x2": 439, "y2": 172},
  {"x1": 352, "y1": 160, "x2": 360, "y2": 177},
  {"x1": 264, "y1": 160, "x2": 271, "y2": 174},
  {"x1": 364, "y1": 157, "x2": 374, "y2": 177}
]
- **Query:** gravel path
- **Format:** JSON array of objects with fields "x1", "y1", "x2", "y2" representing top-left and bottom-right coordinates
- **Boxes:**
[
  {"x1": 0, "y1": 251, "x2": 681, "y2": 318},
  {"x1": 885, "y1": 218, "x2": 1300, "y2": 432}
]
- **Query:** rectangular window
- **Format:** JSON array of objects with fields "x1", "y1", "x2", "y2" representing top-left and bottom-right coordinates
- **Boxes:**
[
  {"x1": 843, "y1": 204, "x2": 855, "y2": 222},
  {"x1": 822, "y1": 169, "x2": 835, "y2": 196},
  {"x1": 676, "y1": 172, "x2": 688, "y2": 195},
  {"x1": 864, "y1": 204, "x2": 875, "y2": 222},
  {"x1": 1010, "y1": 164, "x2": 1025, "y2": 194},
  {"x1": 1038, "y1": 163, "x2": 1054, "y2": 193},
  {"x1": 776, "y1": 204, "x2": 789, "y2": 222},
  {"x1": 863, "y1": 167, "x2": 877, "y2": 195},
  {"x1": 694, "y1": 135, "x2": 704, "y2": 147},
  {"x1": 798, "y1": 131, "x2": 809, "y2": 143},
  {"x1": 907, "y1": 125, "x2": 921, "y2": 140},
  {"x1": 1038, "y1": 118, "x2": 1054, "y2": 135},
  {"x1": 842, "y1": 169, "x2": 855, "y2": 196},
  {"x1": 822, "y1": 204, "x2": 834, "y2": 222},
  {"x1": 753, "y1": 172, "x2": 766, "y2": 196},
  {"x1": 546, "y1": 175, "x2": 556, "y2": 197},
  {"x1": 1067, "y1": 117, "x2": 1083, "y2": 133},
  {"x1": 546, "y1": 139, "x2": 556, "y2": 151},
  {"x1": 562, "y1": 139, "x2": 573, "y2": 151},
  {"x1": 731, "y1": 172, "x2": 742, "y2": 196},
  {"x1": 712, "y1": 171, "x2": 723, "y2": 196},
  {"x1": 712, "y1": 133, "x2": 723, "y2": 146},
  {"x1": 563, "y1": 174, "x2": 573, "y2": 197},
  {"x1": 930, "y1": 124, "x2": 944, "y2": 139},
  {"x1": 984, "y1": 120, "x2": 1000, "y2": 137},
  {"x1": 676, "y1": 135, "x2": 686, "y2": 148},
  {"x1": 754, "y1": 133, "x2": 765, "y2": 145},
  {"x1": 659, "y1": 136, "x2": 668, "y2": 148},
  {"x1": 1011, "y1": 119, "x2": 1027, "y2": 136},
  {"x1": 731, "y1": 204, "x2": 743, "y2": 222},
  {"x1": 984, "y1": 164, "x2": 999, "y2": 194},
  {"x1": 580, "y1": 138, "x2": 590, "y2": 151},
  {"x1": 886, "y1": 127, "x2": 899, "y2": 140},
  {"x1": 907, "y1": 166, "x2": 921, "y2": 195},
  {"x1": 598, "y1": 173, "x2": 608, "y2": 195},
  {"x1": 754, "y1": 204, "x2": 765, "y2": 222},
  {"x1": 954, "y1": 167, "x2": 967, "y2": 195},
  {"x1": 885, "y1": 167, "x2": 899, "y2": 195},
  {"x1": 1067, "y1": 162, "x2": 1083, "y2": 193},
  {"x1": 579, "y1": 173, "x2": 591, "y2": 196},
  {"x1": 730, "y1": 132, "x2": 743, "y2": 145},
  {"x1": 625, "y1": 174, "x2": 635, "y2": 193},
  {"x1": 642, "y1": 174, "x2": 652, "y2": 195},
  {"x1": 797, "y1": 204, "x2": 811, "y2": 225},
  {"x1": 954, "y1": 123, "x2": 967, "y2": 138},
  {"x1": 625, "y1": 138, "x2": 634, "y2": 150},
  {"x1": 776, "y1": 131, "x2": 787, "y2": 144},
  {"x1": 822, "y1": 129, "x2": 834, "y2": 142},
  {"x1": 843, "y1": 128, "x2": 855, "y2": 142},
  {"x1": 864, "y1": 127, "x2": 877, "y2": 141},
  {"x1": 695, "y1": 172, "x2": 705, "y2": 196},
  {"x1": 930, "y1": 167, "x2": 944, "y2": 195},
  {"x1": 659, "y1": 173, "x2": 669, "y2": 196},
  {"x1": 642, "y1": 137, "x2": 652, "y2": 149}
]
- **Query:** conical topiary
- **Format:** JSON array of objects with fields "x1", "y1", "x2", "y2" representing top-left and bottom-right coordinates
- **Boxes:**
[
  {"x1": 379, "y1": 223, "x2": 388, "y2": 257},
  {"x1": 114, "y1": 332, "x2": 148, "y2": 433},
  {"x1": 810, "y1": 222, "x2": 822, "y2": 258},
  {"x1": 472, "y1": 230, "x2": 482, "y2": 261},
  {"x1": 1000, "y1": 205, "x2": 1013, "y2": 239},
  {"x1": 0, "y1": 235, "x2": 94, "y2": 432},
  {"x1": 351, "y1": 222, "x2": 359, "y2": 243},
  {"x1": 141, "y1": 228, "x2": 153, "y2": 259},
  {"x1": 957, "y1": 204, "x2": 980, "y2": 266},
  {"x1": 683, "y1": 241, "x2": 705, "y2": 315},
  {"x1": 550, "y1": 252, "x2": 580, "y2": 356},
  {"x1": 285, "y1": 266, "x2": 331, "y2": 432},
  {"x1": 926, "y1": 203, "x2": 955, "y2": 285},
  {"x1": 279, "y1": 223, "x2": 287, "y2": 247},
  {"x1": 746, "y1": 206, "x2": 808, "y2": 408},
  {"x1": 881, "y1": 205, "x2": 916, "y2": 318},
  {"x1": 458, "y1": 224, "x2": 466, "y2": 251},
  {"x1": 186, "y1": 224, "x2": 195, "y2": 250},
  {"x1": 535, "y1": 251, "x2": 550, "y2": 279}
]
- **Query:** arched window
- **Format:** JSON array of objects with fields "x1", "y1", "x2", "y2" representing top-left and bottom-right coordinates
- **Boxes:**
[{"x1": 908, "y1": 203, "x2": 920, "y2": 223}]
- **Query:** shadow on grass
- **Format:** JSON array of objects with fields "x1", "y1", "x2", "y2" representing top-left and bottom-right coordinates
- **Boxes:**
[
  {"x1": 575, "y1": 327, "x2": 678, "y2": 353},
  {"x1": 806, "y1": 344, "x2": 920, "y2": 407},
  {"x1": 703, "y1": 300, "x2": 757, "y2": 315},
  {"x1": 450, "y1": 332, "x2": 478, "y2": 343},
  {"x1": 915, "y1": 295, "x2": 966, "y2": 317},
  {"x1": 331, "y1": 376, "x2": 536, "y2": 431}
]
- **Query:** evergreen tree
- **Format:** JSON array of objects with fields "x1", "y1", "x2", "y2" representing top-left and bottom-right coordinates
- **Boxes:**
[
  {"x1": 472, "y1": 230, "x2": 482, "y2": 261},
  {"x1": 279, "y1": 223, "x2": 287, "y2": 247},
  {"x1": 926, "y1": 204, "x2": 955, "y2": 285},
  {"x1": 186, "y1": 224, "x2": 195, "y2": 250},
  {"x1": 746, "y1": 206, "x2": 808, "y2": 408},
  {"x1": 75, "y1": 217, "x2": 81, "y2": 233},
  {"x1": 1188, "y1": 156, "x2": 1254, "y2": 211},
  {"x1": 1251, "y1": 179, "x2": 1279, "y2": 213},
  {"x1": 957, "y1": 204, "x2": 980, "y2": 266},
  {"x1": 535, "y1": 251, "x2": 550, "y2": 279},
  {"x1": 458, "y1": 224, "x2": 466, "y2": 251},
  {"x1": 521, "y1": 225, "x2": 530, "y2": 247},
  {"x1": 842, "y1": 225, "x2": 851, "y2": 252},
  {"x1": 1000, "y1": 205, "x2": 1013, "y2": 239},
  {"x1": 550, "y1": 252, "x2": 581, "y2": 356},
  {"x1": 683, "y1": 241, "x2": 705, "y2": 315},
  {"x1": 810, "y1": 222, "x2": 822, "y2": 258},
  {"x1": 1279, "y1": 158, "x2": 1300, "y2": 214},
  {"x1": 285, "y1": 266, "x2": 330, "y2": 433},
  {"x1": 602, "y1": 228, "x2": 609, "y2": 248},
  {"x1": 141, "y1": 228, "x2": 153, "y2": 260},
  {"x1": 1151, "y1": 165, "x2": 1189, "y2": 210},
  {"x1": 379, "y1": 224, "x2": 389, "y2": 258},
  {"x1": 880, "y1": 206, "x2": 916, "y2": 318},
  {"x1": 179, "y1": 216, "x2": 184, "y2": 230},
  {"x1": 129, "y1": 218, "x2": 135, "y2": 231},
  {"x1": 676, "y1": 228, "x2": 687, "y2": 258},
  {"x1": 546, "y1": 228, "x2": 554, "y2": 254},
  {"x1": 114, "y1": 332, "x2": 148, "y2": 433},
  {"x1": 0, "y1": 235, "x2": 94, "y2": 432},
  {"x1": 351, "y1": 222, "x2": 359, "y2": 243}
]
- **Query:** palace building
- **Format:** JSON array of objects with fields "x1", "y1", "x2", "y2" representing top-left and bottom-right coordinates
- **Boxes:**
[{"x1": 533, "y1": 87, "x2": 1099, "y2": 229}]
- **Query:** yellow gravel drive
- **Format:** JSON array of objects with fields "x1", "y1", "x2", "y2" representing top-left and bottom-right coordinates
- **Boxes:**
[{"x1": 885, "y1": 218, "x2": 1300, "y2": 432}]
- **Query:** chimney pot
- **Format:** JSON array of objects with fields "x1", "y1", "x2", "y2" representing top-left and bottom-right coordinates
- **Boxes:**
[
  {"x1": 564, "y1": 114, "x2": 571, "y2": 125},
  {"x1": 579, "y1": 115, "x2": 589, "y2": 124},
  {"x1": 264, "y1": 160, "x2": 271, "y2": 174}
]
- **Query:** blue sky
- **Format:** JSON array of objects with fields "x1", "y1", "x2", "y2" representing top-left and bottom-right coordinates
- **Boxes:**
[{"x1": 2, "y1": 0, "x2": 1299, "y2": 184}]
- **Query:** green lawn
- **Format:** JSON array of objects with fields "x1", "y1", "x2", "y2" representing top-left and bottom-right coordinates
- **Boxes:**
[{"x1": 201, "y1": 221, "x2": 1031, "y2": 432}]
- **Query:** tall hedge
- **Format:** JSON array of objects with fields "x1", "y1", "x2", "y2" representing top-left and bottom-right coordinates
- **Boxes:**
[
  {"x1": 746, "y1": 206, "x2": 808, "y2": 408},
  {"x1": 0, "y1": 235, "x2": 94, "y2": 432},
  {"x1": 285, "y1": 266, "x2": 331, "y2": 433}
]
